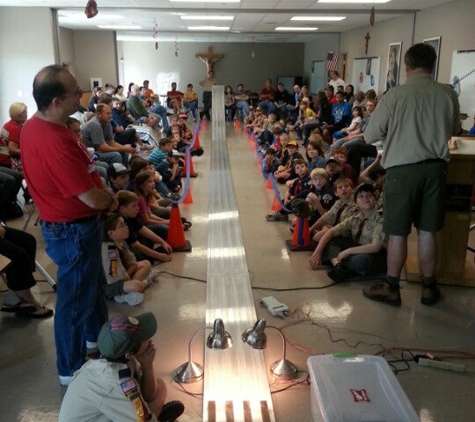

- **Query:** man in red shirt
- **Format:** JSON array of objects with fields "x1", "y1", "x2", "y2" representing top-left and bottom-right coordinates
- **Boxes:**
[
  {"x1": 21, "y1": 64, "x2": 117, "y2": 386},
  {"x1": 166, "y1": 82, "x2": 183, "y2": 114},
  {"x1": 258, "y1": 78, "x2": 276, "y2": 116}
]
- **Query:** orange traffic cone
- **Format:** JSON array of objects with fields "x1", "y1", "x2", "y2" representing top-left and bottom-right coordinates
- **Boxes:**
[
  {"x1": 194, "y1": 133, "x2": 201, "y2": 149},
  {"x1": 167, "y1": 203, "x2": 186, "y2": 249},
  {"x1": 182, "y1": 186, "x2": 193, "y2": 204},
  {"x1": 201, "y1": 118, "x2": 207, "y2": 129},
  {"x1": 182, "y1": 154, "x2": 198, "y2": 178},
  {"x1": 166, "y1": 203, "x2": 192, "y2": 252},
  {"x1": 235, "y1": 120, "x2": 242, "y2": 131},
  {"x1": 271, "y1": 194, "x2": 282, "y2": 211},
  {"x1": 291, "y1": 217, "x2": 311, "y2": 247},
  {"x1": 266, "y1": 176, "x2": 272, "y2": 190}
]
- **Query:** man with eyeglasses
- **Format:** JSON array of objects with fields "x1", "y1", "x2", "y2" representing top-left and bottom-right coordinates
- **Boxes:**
[{"x1": 21, "y1": 64, "x2": 117, "y2": 386}]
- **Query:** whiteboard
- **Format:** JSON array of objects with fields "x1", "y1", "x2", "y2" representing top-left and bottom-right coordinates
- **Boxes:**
[
  {"x1": 450, "y1": 50, "x2": 475, "y2": 131},
  {"x1": 351, "y1": 57, "x2": 381, "y2": 94},
  {"x1": 309, "y1": 60, "x2": 325, "y2": 94}
]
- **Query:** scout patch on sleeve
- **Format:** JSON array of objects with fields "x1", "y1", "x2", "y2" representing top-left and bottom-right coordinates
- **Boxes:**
[
  {"x1": 120, "y1": 378, "x2": 140, "y2": 400},
  {"x1": 132, "y1": 396, "x2": 152, "y2": 421}
]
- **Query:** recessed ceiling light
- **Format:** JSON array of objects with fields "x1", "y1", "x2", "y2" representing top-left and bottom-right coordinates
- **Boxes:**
[
  {"x1": 275, "y1": 27, "x2": 318, "y2": 31},
  {"x1": 291, "y1": 16, "x2": 346, "y2": 21},
  {"x1": 97, "y1": 25, "x2": 142, "y2": 30},
  {"x1": 318, "y1": 0, "x2": 390, "y2": 3},
  {"x1": 187, "y1": 26, "x2": 230, "y2": 31},
  {"x1": 181, "y1": 16, "x2": 234, "y2": 20}
]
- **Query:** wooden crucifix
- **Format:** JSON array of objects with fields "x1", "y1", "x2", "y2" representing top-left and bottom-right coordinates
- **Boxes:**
[
  {"x1": 195, "y1": 46, "x2": 224, "y2": 74},
  {"x1": 365, "y1": 32, "x2": 371, "y2": 55}
]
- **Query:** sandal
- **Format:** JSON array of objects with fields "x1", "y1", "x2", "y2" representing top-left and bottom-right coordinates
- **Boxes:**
[
  {"x1": 15, "y1": 304, "x2": 54, "y2": 319},
  {"x1": 1, "y1": 302, "x2": 37, "y2": 313}
]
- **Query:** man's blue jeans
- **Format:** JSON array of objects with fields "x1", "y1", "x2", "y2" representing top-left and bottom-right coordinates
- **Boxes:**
[
  {"x1": 41, "y1": 218, "x2": 108, "y2": 377},
  {"x1": 183, "y1": 100, "x2": 198, "y2": 119},
  {"x1": 150, "y1": 104, "x2": 169, "y2": 131}
]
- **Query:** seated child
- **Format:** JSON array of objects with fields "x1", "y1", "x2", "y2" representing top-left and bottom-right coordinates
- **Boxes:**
[
  {"x1": 155, "y1": 150, "x2": 183, "y2": 193},
  {"x1": 148, "y1": 137, "x2": 174, "y2": 168},
  {"x1": 134, "y1": 170, "x2": 170, "y2": 240},
  {"x1": 117, "y1": 190, "x2": 173, "y2": 264},
  {"x1": 325, "y1": 156, "x2": 343, "y2": 187},
  {"x1": 359, "y1": 153, "x2": 385, "y2": 209},
  {"x1": 266, "y1": 158, "x2": 312, "y2": 222},
  {"x1": 107, "y1": 163, "x2": 130, "y2": 193},
  {"x1": 262, "y1": 147, "x2": 280, "y2": 177},
  {"x1": 309, "y1": 177, "x2": 357, "y2": 243},
  {"x1": 309, "y1": 183, "x2": 386, "y2": 282},
  {"x1": 306, "y1": 135, "x2": 327, "y2": 172},
  {"x1": 102, "y1": 214, "x2": 156, "y2": 306},
  {"x1": 333, "y1": 106, "x2": 363, "y2": 140},
  {"x1": 304, "y1": 168, "x2": 337, "y2": 225},
  {"x1": 273, "y1": 140, "x2": 303, "y2": 184},
  {"x1": 332, "y1": 147, "x2": 357, "y2": 186}
]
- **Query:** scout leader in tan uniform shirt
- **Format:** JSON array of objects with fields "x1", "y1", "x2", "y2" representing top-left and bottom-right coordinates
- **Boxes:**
[{"x1": 309, "y1": 184, "x2": 386, "y2": 283}]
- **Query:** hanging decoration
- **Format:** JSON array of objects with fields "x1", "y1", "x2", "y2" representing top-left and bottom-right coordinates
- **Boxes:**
[
  {"x1": 175, "y1": 37, "x2": 179, "y2": 57},
  {"x1": 251, "y1": 37, "x2": 255, "y2": 58},
  {"x1": 84, "y1": 0, "x2": 98, "y2": 18},
  {"x1": 370, "y1": 7, "x2": 375, "y2": 26},
  {"x1": 152, "y1": 17, "x2": 159, "y2": 50}
]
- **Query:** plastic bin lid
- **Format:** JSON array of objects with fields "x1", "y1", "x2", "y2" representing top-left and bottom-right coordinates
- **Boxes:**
[{"x1": 307, "y1": 354, "x2": 420, "y2": 422}]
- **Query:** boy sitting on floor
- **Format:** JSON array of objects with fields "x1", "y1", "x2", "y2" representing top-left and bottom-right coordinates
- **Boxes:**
[
  {"x1": 309, "y1": 183, "x2": 386, "y2": 282},
  {"x1": 304, "y1": 168, "x2": 337, "y2": 226},
  {"x1": 102, "y1": 214, "x2": 157, "y2": 307},
  {"x1": 117, "y1": 190, "x2": 173, "y2": 264},
  {"x1": 309, "y1": 177, "x2": 357, "y2": 242},
  {"x1": 266, "y1": 158, "x2": 312, "y2": 222}
]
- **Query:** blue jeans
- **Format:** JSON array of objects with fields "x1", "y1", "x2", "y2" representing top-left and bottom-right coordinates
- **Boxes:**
[
  {"x1": 150, "y1": 104, "x2": 169, "y2": 131},
  {"x1": 235, "y1": 101, "x2": 249, "y2": 120},
  {"x1": 41, "y1": 218, "x2": 108, "y2": 377},
  {"x1": 184, "y1": 100, "x2": 198, "y2": 119},
  {"x1": 258, "y1": 100, "x2": 276, "y2": 116}
]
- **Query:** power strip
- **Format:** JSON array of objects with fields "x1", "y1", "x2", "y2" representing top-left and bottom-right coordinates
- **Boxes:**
[
  {"x1": 418, "y1": 358, "x2": 466, "y2": 373},
  {"x1": 259, "y1": 296, "x2": 289, "y2": 317}
]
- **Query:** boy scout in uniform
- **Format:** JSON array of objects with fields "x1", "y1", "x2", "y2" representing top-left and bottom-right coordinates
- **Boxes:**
[
  {"x1": 310, "y1": 183, "x2": 386, "y2": 283},
  {"x1": 59, "y1": 312, "x2": 184, "y2": 422}
]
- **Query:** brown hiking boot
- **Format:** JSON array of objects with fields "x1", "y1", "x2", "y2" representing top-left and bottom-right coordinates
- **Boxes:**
[{"x1": 363, "y1": 281, "x2": 401, "y2": 306}]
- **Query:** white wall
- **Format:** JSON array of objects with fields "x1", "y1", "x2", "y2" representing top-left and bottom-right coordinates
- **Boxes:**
[
  {"x1": 117, "y1": 41, "x2": 305, "y2": 100},
  {"x1": 340, "y1": 0, "x2": 474, "y2": 94},
  {"x1": 0, "y1": 7, "x2": 56, "y2": 123}
]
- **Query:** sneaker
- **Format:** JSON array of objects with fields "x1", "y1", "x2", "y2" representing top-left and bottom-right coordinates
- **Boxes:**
[
  {"x1": 363, "y1": 281, "x2": 401, "y2": 306},
  {"x1": 158, "y1": 401, "x2": 185, "y2": 422},
  {"x1": 421, "y1": 284, "x2": 440, "y2": 305},
  {"x1": 59, "y1": 375, "x2": 74, "y2": 386},
  {"x1": 326, "y1": 264, "x2": 356, "y2": 283},
  {"x1": 265, "y1": 212, "x2": 288, "y2": 222},
  {"x1": 114, "y1": 292, "x2": 144, "y2": 306}
]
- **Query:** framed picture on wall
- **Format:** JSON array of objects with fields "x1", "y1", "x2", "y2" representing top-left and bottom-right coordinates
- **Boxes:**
[
  {"x1": 423, "y1": 36, "x2": 441, "y2": 81},
  {"x1": 90, "y1": 77, "x2": 103, "y2": 91},
  {"x1": 386, "y1": 42, "x2": 401, "y2": 91}
]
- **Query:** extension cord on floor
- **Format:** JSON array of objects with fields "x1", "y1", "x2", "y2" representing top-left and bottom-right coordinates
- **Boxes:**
[{"x1": 417, "y1": 357, "x2": 466, "y2": 373}]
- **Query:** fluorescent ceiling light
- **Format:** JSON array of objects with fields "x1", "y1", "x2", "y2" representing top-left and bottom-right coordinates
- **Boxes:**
[
  {"x1": 187, "y1": 26, "x2": 230, "y2": 31},
  {"x1": 97, "y1": 25, "x2": 142, "y2": 30},
  {"x1": 181, "y1": 16, "x2": 234, "y2": 20},
  {"x1": 275, "y1": 27, "x2": 318, "y2": 31},
  {"x1": 291, "y1": 16, "x2": 346, "y2": 21},
  {"x1": 319, "y1": 0, "x2": 390, "y2": 3}
]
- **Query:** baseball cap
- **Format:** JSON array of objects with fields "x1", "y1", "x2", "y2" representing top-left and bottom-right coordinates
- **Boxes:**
[
  {"x1": 287, "y1": 140, "x2": 298, "y2": 147},
  {"x1": 108, "y1": 163, "x2": 130, "y2": 178},
  {"x1": 168, "y1": 149, "x2": 183, "y2": 158},
  {"x1": 326, "y1": 156, "x2": 339, "y2": 165},
  {"x1": 98, "y1": 312, "x2": 157, "y2": 359},
  {"x1": 178, "y1": 113, "x2": 188, "y2": 119}
]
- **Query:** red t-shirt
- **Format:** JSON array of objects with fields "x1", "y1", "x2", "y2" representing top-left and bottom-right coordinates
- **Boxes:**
[
  {"x1": 2, "y1": 119, "x2": 21, "y2": 145},
  {"x1": 167, "y1": 90, "x2": 183, "y2": 101},
  {"x1": 260, "y1": 87, "x2": 275, "y2": 101},
  {"x1": 21, "y1": 116, "x2": 103, "y2": 222}
]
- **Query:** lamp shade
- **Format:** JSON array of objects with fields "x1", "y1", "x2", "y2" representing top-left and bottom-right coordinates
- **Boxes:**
[
  {"x1": 206, "y1": 318, "x2": 233, "y2": 350},
  {"x1": 241, "y1": 319, "x2": 267, "y2": 349}
]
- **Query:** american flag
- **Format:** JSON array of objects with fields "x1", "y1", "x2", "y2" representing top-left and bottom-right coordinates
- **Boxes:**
[{"x1": 325, "y1": 51, "x2": 339, "y2": 70}]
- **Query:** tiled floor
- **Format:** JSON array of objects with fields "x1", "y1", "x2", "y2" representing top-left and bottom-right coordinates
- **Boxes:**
[{"x1": 1, "y1": 122, "x2": 475, "y2": 422}]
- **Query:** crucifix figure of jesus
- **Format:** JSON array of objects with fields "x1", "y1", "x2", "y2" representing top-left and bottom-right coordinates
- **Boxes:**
[
  {"x1": 365, "y1": 32, "x2": 371, "y2": 55},
  {"x1": 195, "y1": 46, "x2": 224, "y2": 74}
]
